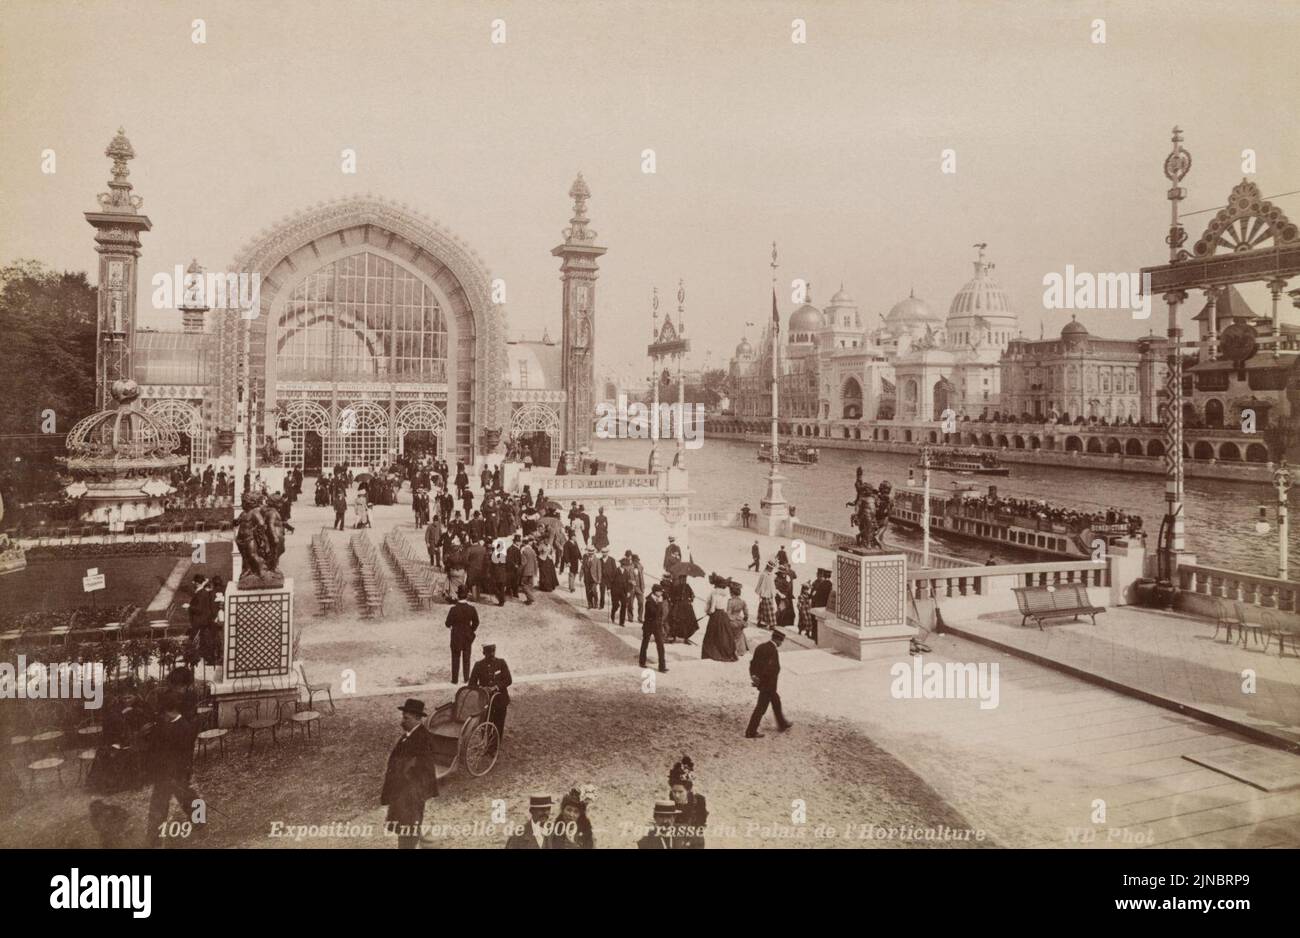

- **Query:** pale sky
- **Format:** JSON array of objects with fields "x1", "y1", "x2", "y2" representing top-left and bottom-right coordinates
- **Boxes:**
[{"x1": 1, "y1": 0, "x2": 1297, "y2": 382}]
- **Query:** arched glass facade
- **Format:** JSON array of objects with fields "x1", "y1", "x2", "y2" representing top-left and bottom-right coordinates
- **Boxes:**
[{"x1": 276, "y1": 252, "x2": 448, "y2": 383}]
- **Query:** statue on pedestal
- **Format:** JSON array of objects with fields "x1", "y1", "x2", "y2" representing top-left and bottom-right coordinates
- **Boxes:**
[
  {"x1": 236, "y1": 493, "x2": 285, "y2": 589},
  {"x1": 847, "y1": 471, "x2": 892, "y2": 550}
]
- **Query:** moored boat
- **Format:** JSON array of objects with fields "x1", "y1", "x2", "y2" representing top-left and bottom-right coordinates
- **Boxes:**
[
  {"x1": 888, "y1": 482, "x2": 1142, "y2": 560},
  {"x1": 916, "y1": 449, "x2": 1010, "y2": 476},
  {"x1": 758, "y1": 442, "x2": 819, "y2": 465}
]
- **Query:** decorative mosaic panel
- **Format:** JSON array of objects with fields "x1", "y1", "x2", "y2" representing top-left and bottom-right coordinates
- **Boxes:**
[
  {"x1": 866, "y1": 557, "x2": 906, "y2": 627},
  {"x1": 836, "y1": 555, "x2": 862, "y2": 626},
  {"x1": 225, "y1": 586, "x2": 293, "y2": 679}
]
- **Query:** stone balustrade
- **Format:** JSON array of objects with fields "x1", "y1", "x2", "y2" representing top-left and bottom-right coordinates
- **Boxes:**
[
  {"x1": 908, "y1": 559, "x2": 1111, "y2": 618},
  {"x1": 1177, "y1": 563, "x2": 1298, "y2": 614}
]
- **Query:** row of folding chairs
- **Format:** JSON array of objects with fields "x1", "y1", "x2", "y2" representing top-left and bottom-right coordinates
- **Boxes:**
[
  {"x1": 349, "y1": 532, "x2": 388, "y2": 618},
  {"x1": 310, "y1": 532, "x2": 346, "y2": 615},
  {"x1": 382, "y1": 529, "x2": 440, "y2": 610}
]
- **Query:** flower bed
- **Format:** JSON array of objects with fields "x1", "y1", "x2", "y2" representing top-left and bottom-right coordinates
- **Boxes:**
[
  {"x1": 1, "y1": 603, "x2": 139, "y2": 635},
  {"x1": 24, "y1": 541, "x2": 195, "y2": 561}
]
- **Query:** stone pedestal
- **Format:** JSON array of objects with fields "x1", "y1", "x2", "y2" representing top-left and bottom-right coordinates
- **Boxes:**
[
  {"x1": 816, "y1": 548, "x2": 913, "y2": 661},
  {"x1": 760, "y1": 469, "x2": 789, "y2": 537},
  {"x1": 211, "y1": 578, "x2": 298, "y2": 727}
]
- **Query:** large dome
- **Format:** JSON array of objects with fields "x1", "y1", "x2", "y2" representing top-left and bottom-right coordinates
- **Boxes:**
[
  {"x1": 788, "y1": 302, "x2": 823, "y2": 334},
  {"x1": 886, "y1": 292, "x2": 941, "y2": 325},
  {"x1": 949, "y1": 260, "x2": 1014, "y2": 318}
]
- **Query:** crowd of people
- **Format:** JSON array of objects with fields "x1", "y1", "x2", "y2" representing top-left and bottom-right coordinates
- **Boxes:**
[{"x1": 955, "y1": 491, "x2": 1142, "y2": 534}]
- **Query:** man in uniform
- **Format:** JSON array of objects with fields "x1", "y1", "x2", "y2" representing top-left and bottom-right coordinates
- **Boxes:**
[
  {"x1": 467, "y1": 643, "x2": 512, "y2": 746},
  {"x1": 381, "y1": 699, "x2": 439, "y2": 848}
]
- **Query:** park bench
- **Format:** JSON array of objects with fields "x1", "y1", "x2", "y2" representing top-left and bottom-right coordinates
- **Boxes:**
[{"x1": 1012, "y1": 583, "x2": 1105, "y2": 631}]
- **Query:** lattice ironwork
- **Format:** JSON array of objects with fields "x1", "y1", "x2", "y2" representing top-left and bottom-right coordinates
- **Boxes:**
[
  {"x1": 226, "y1": 590, "x2": 292, "y2": 679},
  {"x1": 836, "y1": 555, "x2": 861, "y2": 626},
  {"x1": 866, "y1": 558, "x2": 905, "y2": 626}
]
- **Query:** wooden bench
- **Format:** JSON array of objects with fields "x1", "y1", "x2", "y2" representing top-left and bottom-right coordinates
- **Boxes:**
[{"x1": 1012, "y1": 583, "x2": 1105, "y2": 631}]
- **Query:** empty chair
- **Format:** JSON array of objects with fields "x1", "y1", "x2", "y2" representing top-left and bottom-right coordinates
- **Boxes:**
[{"x1": 235, "y1": 702, "x2": 279, "y2": 753}]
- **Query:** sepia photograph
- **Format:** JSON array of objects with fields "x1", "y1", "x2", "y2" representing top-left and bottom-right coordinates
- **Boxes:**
[{"x1": 0, "y1": 0, "x2": 1296, "y2": 911}]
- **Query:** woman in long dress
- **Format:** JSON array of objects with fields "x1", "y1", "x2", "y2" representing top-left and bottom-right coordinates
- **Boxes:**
[
  {"x1": 592, "y1": 509, "x2": 610, "y2": 552},
  {"x1": 727, "y1": 581, "x2": 750, "y2": 655},
  {"x1": 667, "y1": 576, "x2": 698, "y2": 644},
  {"x1": 755, "y1": 562, "x2": 777, "y2": 630},
  {"x1": 537, "y1": 541, "x2": 559, "y2": 592},
  {"x1": 700, "y1": 575, "x2": 738, "y2": 661},
  {"x1": 776, "y1": 567, "x2": 796, "y2": 629}
]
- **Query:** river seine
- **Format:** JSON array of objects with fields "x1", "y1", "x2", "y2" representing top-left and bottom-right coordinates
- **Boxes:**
[{"x1": 591, "y1": 437, "x2": 1296, "y2": 577}]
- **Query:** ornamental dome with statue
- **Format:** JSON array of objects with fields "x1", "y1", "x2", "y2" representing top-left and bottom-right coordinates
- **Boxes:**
[{"x1": 59, "y1": 378, "x2": 188, "y2": 526}]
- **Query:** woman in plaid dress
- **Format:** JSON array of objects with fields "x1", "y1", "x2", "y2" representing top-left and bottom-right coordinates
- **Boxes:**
[{"x1": 755, "y1": 561, "x2": 777, "y2": 630}]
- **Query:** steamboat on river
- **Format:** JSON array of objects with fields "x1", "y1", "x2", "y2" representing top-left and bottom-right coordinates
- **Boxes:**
[
  {"x1": 917, "y1": 450, "x2": 1010, "y2": 477},
  {"x1": 758, "y1": 442, "x2": 819, "y2": 465},
  {"x1": 889, "y1": 482, "x2": 1142, "y2": 560}
]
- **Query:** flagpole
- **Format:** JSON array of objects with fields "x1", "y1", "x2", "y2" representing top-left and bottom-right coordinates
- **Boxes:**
[{"x1": 761, "y1": 242, "x2": 788, "y2": 536}]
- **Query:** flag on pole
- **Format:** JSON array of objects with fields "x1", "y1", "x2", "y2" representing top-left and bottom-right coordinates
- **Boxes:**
[{"x1": 771, "y1": 288, "x2": 779, "y2": 337}]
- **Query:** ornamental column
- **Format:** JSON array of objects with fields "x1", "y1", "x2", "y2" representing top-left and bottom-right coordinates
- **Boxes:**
[
  {"x1": 85, "y1": 128, "x2": 151, "y2": 409},
  {"x1": 552, "y1": 173, "x2": 607, "y2": 463}
]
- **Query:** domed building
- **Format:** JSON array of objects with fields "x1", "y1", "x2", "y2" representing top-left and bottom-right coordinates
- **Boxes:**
[{"x1": 725, "y1": 246, "x2": 1025, "y2": 435}]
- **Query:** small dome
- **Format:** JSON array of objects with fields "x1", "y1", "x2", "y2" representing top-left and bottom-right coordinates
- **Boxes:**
[
  {"x1": 1061, "y1": 316, "x2": 1089, "y2": 337},
  {"x1": 788, "y1": 303, "x2": 823, "y2": 335},
  {"x1": 829, "y1": 286, "x2": 855, "y2": 306},
  {"x1": 887, "y1": 292, "x2": 940, "y2": 325},
  {"x1": 735, "y1": 336, "x2": 754, "y2": 358}
]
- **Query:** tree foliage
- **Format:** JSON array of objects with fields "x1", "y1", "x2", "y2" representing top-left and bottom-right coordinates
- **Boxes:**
[{"x1": 0, "y1": 260, "x2": 98, "y2": 438}]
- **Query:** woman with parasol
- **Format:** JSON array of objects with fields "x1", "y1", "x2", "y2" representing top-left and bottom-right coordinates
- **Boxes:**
[{"x1": 664, "y1": 560, "x2": 703, "y2": 645}]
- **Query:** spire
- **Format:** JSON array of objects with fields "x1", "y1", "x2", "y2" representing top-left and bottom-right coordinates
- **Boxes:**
[
  {"x1": 562, "y1": 172, "x2": 595, "y2": 245},
  {"x1": 97, "y1": 128, "x2": 143, "y2": 214}
]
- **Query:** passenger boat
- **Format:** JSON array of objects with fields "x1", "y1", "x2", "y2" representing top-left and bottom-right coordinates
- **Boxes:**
[
  {"x1": 916, "y1": 450, "x2": 1010, "y2": 476},
  {"x1": 888, "y1": 482, "x2": 1141, "y2": 560},
  {"x1": 757, "y1": 442, "x2": 819, "y2": 465}
]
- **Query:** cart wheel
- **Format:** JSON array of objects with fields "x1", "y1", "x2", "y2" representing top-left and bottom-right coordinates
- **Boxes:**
[{"x1": 463, "y1": 722, "x2": 499, "y2": 776}]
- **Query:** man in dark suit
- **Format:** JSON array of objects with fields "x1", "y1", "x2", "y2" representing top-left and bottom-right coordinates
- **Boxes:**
[
  {"x1": 506, "y1": 535, "x2": 523, "y2": 600},
  {"x1": 465, "y1": 538, "x2": 487, "y2": 602},
  {"x1": 599, "y1": 550, "x2": 618, "y2": 610},
  {"x1": 639, "y1": 583, "x2": 668, "y2": 672},
  {"x1": 467, "y1": 643, "x2": 512, "y2": 745},
  {"x1": 581, "y1": 546, "x2": 601, "y2": 609},
  {"x1": 745, "y1": 629, "x2": 793, "y2": 738},
  {"x1": 562, "y1": 533, "x2": 582, "y2": 592},
  {"x1": 445, "y1": 586, "x2": 479, "y2": 683},
  {"x1": 145, "y1": 691, "x2": 202, "y2": 847},
  {"x1": 505, "y1": 794, "x2": 553, "y2": 849},
  {"x1": 381, "y1": 699, "x2": 439, "y2": 849},
  {"x1": 748, "y1": 540, "x2": 761, "y2": 571}
]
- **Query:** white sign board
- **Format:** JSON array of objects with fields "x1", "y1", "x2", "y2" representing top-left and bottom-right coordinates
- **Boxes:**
[{"x1": 82, "y1": 574, "x2": 106, "y2": 593}]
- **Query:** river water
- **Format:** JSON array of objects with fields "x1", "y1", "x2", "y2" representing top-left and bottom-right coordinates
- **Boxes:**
[{"x1": 591, "y1": 437, "x2": 1297, "y2": 577}]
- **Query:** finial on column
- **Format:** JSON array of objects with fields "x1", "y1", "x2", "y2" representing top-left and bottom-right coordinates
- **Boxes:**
[
  {"x1": 677, "y1": 279, "x2": 685, "y2": 334},
  {"x1": 98, "y1": 127, "x2": 143, "y2": 213}
]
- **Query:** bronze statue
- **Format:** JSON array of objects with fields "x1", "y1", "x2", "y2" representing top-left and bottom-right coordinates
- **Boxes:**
[
  {"x1": 847, "y1": 476, "x2": 891, "y2": 550},
  {"x1": 236, "y1": 493, "x2": 285, "y2": 589}
]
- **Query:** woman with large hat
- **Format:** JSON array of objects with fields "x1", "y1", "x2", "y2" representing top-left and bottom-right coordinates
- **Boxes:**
[
  {"x1": 668, "y1": 755, "x2": 707, "y2": 849},
  {"x1": 548, "y1": 786, "x2": 596, "y2": 848},
  {"x1": 666, "y1": 574, "x2": 698, "y2": 645}
]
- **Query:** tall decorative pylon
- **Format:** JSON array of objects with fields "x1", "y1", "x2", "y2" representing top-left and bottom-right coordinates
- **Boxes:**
[
  {"x1": 761, "y1": 241, "x2": 788, "y2": 535},
  {"x1": 1159, "y1": 126, "x2": 1192, "y2": 581},
  {"x1": 85, "y1": 128, "x2": 151, "y2": 408},
  {"x1": 553, "y1": 173, "x2": 607, "y2": 462}
]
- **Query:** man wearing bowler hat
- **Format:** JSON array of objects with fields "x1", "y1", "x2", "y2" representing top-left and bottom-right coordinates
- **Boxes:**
[
  {"x1": 505, "y1": 793, "x2": 554, "y2": 849},
  {"x1": 745, "y1": 629, "x2": 793, "y2": 739},
  {"x1": 381, "y1": 699, "x2": 439, "y2": 848},
  {"x1": 639, "y1": 583, "x2": 669, "y2": 673}
]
